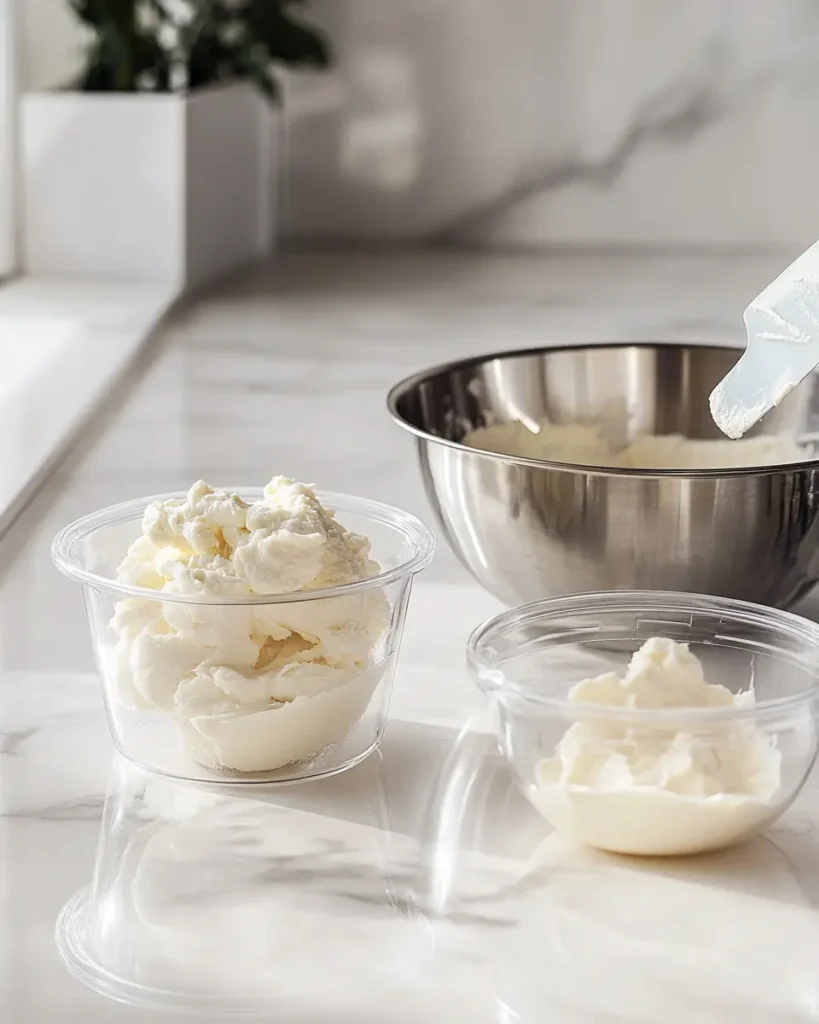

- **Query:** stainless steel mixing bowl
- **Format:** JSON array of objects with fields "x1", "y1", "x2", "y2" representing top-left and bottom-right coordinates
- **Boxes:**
[{"x1": 388, "y1": 343, "x2": 819, "y2": 608}]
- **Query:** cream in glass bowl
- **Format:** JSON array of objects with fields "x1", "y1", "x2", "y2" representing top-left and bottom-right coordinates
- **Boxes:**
[{"x1": 467, "y1": 591, "x2": 819, "y2": 856}]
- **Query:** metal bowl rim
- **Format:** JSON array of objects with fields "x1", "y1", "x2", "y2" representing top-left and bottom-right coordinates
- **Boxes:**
[{"x1": 387, "y1": 340, "x2": 819, "y2": 479}]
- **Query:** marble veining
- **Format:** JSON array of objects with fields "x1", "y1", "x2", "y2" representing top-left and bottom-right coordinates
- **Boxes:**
[
  {"x1": 285, "y1": 0, "x2": 819, "y2": 248},
  {"x1": 5, "y1": 252, "x2": 819, "y2": 1021},
  {"x1": 442, "y1": 31, "x2": 793, "y2": 242}
]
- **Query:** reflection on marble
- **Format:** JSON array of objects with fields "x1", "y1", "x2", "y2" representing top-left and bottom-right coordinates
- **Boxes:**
[
  {"x1": 419, "y1": 724, "x2": 819, "y2": 1024},
  {"x1": 50, "y1": 720, "x2": 819, "y2": 1022},
  {"x1": 286, "y1": 0, "x2": 819, "y2": 248},
  {"x1": 4, "y1": 252, "x2": 819, "y2": 1021},
  {"x1": 58, "y1": 756, "x2": 434, "y2": 1016}
]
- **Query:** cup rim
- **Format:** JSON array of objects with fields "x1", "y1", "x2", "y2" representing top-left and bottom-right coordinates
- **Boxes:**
[
  {"x1": 466, "y1": 590, "x2": 819, "y2": 723},
  {"x1": 51, "y1": 488, "x2": 436, "y2": 605}
]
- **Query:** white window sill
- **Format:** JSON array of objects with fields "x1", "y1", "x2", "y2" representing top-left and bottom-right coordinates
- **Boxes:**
[{"x1": 0, "y1": 275, "x2": 175, "y2": 535}]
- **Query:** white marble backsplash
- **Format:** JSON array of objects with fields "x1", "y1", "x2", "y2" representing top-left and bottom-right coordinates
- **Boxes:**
[
  {"x1": 22, "y1": 0, "x2": 819, "y2": 247},
  {"x1": 285, "y1": 0, "x2": 819, "y2": 248}
]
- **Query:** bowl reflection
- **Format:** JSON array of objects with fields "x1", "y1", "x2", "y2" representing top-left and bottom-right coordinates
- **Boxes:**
[
  {"x1": 417, "y1": 719, "x2": 819, "y2": 1023},
  {"x1": 56, "y1": 754, "x2": 433, "y2": 1016}
]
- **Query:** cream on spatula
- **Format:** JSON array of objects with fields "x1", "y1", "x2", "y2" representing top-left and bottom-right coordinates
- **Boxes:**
[{"x1": 710, "y1": 241, "x2": 819, "y2": 438}]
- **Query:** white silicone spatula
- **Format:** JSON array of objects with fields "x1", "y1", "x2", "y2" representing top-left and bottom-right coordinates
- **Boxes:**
[{"x1": 710, "y1": 241, "x2": 819, "y2": 438}]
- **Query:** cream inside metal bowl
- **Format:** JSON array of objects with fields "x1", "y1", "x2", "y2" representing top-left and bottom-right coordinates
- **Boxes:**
[{"x1": 388, "y1": 342, "x2": 819, "y2": 607}]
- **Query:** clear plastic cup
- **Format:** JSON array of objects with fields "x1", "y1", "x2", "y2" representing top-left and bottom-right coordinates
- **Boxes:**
[
  {"x1": 467, "y1": 592, "x2": 819, "y2": 856},
  {"x1": 53, "y1": 490, "x2": 435, "y2": 783}
]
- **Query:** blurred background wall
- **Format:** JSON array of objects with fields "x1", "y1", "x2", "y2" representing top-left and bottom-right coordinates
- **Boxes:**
[
  {"x1": 24, "y1": 0, "x2": 79, "y2": 92},
  {"x1": 25, "y1": 0, "x2": 819, "y2": 249}
]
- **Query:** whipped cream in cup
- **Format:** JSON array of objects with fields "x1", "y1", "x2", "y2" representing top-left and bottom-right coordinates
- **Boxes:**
[{"x1": 53, "y1": 479, "x2": 435, "y2": 783}]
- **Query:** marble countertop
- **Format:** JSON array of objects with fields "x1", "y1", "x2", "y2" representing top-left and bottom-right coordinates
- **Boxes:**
[{"x1": 5, "y1": 251, "x2": 819, "y2": 1022}]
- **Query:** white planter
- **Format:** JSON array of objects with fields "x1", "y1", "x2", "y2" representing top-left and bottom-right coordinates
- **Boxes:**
[{"x1": 21, "y1": 82, "x2": 276, "y2": 290}]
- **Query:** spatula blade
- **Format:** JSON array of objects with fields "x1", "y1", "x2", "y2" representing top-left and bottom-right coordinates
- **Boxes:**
[
  {"x1": 710, "y1": 242, "x2": 819, "y2": 438},
  {"x1": 709, "y1": 337, "x2": 816, "y2": 439}
]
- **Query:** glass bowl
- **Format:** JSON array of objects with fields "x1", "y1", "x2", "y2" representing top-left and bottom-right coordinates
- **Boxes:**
[
  {"x1": 52, "y1": 489, "x2": 435, "y2": 784},
  {"x1": 467, "y1": 592, "x2": 819, "y2": 856}
]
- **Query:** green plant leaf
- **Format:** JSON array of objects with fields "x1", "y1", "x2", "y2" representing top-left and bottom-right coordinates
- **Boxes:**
[
  {"x1": 69, "y1": 0, "x2": 332, "y2": 94},
  {"x1": 245, "y1": 2, "x2": 331, "y2": 67}
]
